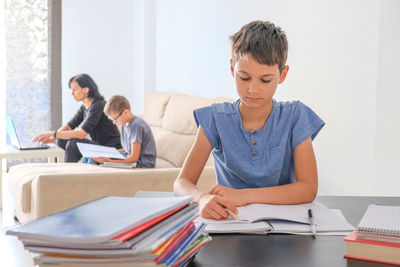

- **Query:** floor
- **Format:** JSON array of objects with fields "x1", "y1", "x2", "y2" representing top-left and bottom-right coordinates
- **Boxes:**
[
  {"x1": 0, "y1": 211, "x2": 35, "y2": 267},
  {"x1": 1, "y1": 169, "x2": 35, "y2": 267}
]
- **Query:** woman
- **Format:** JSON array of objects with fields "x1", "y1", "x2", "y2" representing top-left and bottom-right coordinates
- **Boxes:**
[{"x1": 32, "y1": 74, "x2": 121, "y2": 162}]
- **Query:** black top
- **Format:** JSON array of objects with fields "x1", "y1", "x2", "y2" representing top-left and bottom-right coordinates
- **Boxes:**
[{"x1": 67, "y1": 99, "x2": 121, "y2": 148}]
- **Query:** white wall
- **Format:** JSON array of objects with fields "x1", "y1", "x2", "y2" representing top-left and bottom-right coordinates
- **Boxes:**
[
  {"x1": 0, "y1": 0, "x2": 6, "y2": 149},
  {"x1": 62, "y1": 0, "x2": 136, "y2": 121},
  {"x1": 62, "y1": 0, "x2": 400, "y2": 196},
  {"x1": 374, "y1": 0, "x2": 400, "y2": 195}
]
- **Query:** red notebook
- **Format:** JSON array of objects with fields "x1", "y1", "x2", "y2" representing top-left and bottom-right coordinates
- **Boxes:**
[
  {"x1": 344, "y1": 231, "x2": 400, "y2": 265},
  {"x1": 113, "y1": 204, "x2": 188, "y2": 242},
  {"x1": 156, "y1": 221, "x2": 195, "y2": 264}
]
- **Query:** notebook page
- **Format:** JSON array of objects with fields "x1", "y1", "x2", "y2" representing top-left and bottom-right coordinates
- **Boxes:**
[{"x1": 357, "y1": 205, "x2": 400, "y2": 237}]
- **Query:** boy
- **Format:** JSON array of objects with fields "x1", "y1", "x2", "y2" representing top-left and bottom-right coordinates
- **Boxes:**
[
  {"x1": 90, "y1": 95, "x2": 156, "y2": 168},
  {"x1": 174, "y1": 21, "x2": 325, "y2": 220}
]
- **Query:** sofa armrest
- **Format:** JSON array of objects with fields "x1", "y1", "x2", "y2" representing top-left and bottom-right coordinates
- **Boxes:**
[{"x1": 30, "y1": 167, "x2": 216, "y2": 221}]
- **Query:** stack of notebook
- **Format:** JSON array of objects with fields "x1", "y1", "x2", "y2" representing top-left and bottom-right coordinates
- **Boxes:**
[
  {"x1": 6, "y1": 196, "x2": 211, "y2": 267},
  {"x1": 344, "y1": 204, "x2": 400, "y2": 265}
]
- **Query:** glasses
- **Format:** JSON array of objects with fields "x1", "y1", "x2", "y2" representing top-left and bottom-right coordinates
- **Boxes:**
[{"x1": 108, "y1": 110, "x2": 124, "y2": 122}]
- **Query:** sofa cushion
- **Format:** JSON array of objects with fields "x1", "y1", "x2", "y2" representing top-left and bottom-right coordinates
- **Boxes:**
[
  {"x1": 143, "y1": 91, "x2": 176, "y2": 127},
  {"x1": 162, "y1": 95, "x2": 213, "y2": 135},
  {"x1": 157, "y1": 94, "x2": 233, "y2": 167},
  {"x1": 8, "y1": 163, "x2": 131, "y2": 213},
  {"x1": 156, "y1": 129, "x2": 195, "y2": 167}
]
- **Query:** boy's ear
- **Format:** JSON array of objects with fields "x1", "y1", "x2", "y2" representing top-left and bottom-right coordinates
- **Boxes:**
[
  {"x1": 230, "y1": 58, "x2": 235, "y2": 77},
  {"x1": 279, "y1": 65, "x2": 289, "y2": 84}
]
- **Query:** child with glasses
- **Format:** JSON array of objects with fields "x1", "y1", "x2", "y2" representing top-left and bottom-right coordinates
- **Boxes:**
[{"x1": 84, "y1": 95, "x2": 156, "y2": 168}]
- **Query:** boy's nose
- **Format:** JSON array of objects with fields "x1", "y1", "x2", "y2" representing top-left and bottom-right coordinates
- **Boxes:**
[{"x1": 248, "y1": 83, "x2": 260, "y2": 93}]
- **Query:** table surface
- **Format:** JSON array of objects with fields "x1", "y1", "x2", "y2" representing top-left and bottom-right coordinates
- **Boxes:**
[
  {"x1": 0, "y1": 144, "x2": 64, "y2": 158},
  {"x1": 190, "y1": 196, "x2": 400, "y2": 267}
]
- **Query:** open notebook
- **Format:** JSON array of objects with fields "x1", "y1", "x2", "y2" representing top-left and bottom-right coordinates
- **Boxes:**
[
  {"x1": 76, "y1": 143, "x2": 126, "y2": 159},
  {"x1": 198, "y1": 202, "x2": 354, "y2": 235}
]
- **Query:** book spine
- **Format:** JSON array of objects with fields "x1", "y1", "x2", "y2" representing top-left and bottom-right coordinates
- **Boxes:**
[{"x1": 344, "y1": 254, "x2": 400, "y2": 266}]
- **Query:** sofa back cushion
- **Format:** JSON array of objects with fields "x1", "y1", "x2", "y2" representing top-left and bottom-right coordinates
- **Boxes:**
[{"x1": 143, "y1": 91, "x2": 233, "y2": 168}]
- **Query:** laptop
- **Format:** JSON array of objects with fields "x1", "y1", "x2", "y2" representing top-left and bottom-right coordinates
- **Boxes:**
[{"x1": 6, "y1": 115, "x2": 49, "y2": 150}]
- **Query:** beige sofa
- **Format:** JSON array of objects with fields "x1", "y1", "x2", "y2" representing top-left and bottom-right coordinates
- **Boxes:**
[{"x1": 7, "y1": 91, "x2": 233, "y2": 224}]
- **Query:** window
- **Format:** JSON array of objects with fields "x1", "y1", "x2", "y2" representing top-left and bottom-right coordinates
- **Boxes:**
[{"x1": 2, "y1": 0, "x2": 61, "y2": 167}]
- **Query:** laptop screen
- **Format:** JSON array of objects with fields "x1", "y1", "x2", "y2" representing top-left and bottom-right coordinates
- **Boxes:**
[{"x1": 6, "y1": 115, "x2": 21, "y2": 148}]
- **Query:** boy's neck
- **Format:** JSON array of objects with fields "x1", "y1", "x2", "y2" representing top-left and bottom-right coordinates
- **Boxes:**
[
  {"x1": 239, "y1": 100, "x2": 274, "y2": 131},
  {"x1": 125, "y1": 111, "x2": 134, "y2": 125}
]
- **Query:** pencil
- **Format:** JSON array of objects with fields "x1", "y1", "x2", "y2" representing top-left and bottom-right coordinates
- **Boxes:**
[{"x1": 226, "y1": 209, "x2": 239, "y2": 220}]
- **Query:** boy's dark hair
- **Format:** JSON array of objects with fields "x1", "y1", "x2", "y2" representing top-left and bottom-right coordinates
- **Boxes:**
[
  {"x1": 230, "y1": 20, "x2": 288, "y2": 72},
  {"x1": 104, "y1": 95, "x2": 131, "y2": 116},
  {"x1": 69, "y1": 73, "x2": 104, "y2": 101}
]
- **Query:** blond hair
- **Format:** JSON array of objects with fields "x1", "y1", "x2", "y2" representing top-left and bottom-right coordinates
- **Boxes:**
[{"x1": 104, "y1": 95, "x2": 131, "y2": 116}]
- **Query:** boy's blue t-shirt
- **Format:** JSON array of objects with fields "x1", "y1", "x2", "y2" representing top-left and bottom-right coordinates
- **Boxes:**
[
  {"x1": 121, "y1": 116, "x2": 156, "y2": 168},
  {"x1": 193, "y1": 99, "x2": 325, "y2": 189}
]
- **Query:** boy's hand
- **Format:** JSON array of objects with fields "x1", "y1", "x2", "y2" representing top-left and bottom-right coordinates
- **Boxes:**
[
  {"x1": 209, "y1": 185, "x2": 248, "y2": 207},
  {"x1": 198, "y1": 193, "x2": 237, "y2": 220},
  {"x1": 91, "y1": 157, "x2": 109, "y2": 164}
]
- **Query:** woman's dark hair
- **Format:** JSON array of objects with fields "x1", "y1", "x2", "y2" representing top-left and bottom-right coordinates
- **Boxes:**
[{"x1": 68, "y1": 73, "x2": 104, "y2": 101}]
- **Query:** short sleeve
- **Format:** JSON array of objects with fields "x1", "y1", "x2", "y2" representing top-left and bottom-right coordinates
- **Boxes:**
[
  {"x1": 67, "y1": 106, "x2": 84, "y2": 129},
  {"x1": 193, "y1": 106, "x2": 218, "y2": 148},
  {"x1": 80, "y1": 101, "x2": 104, "y2": 134},
  {"x1": 290, "y1": 101, "x2": 325, "y2": 150},
  {"x1": 130, "y1": 124, "x2": 143, "y2": 144}
]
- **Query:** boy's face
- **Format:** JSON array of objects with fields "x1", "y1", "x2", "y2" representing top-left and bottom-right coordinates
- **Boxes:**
[
  {"x1": 108, "y1": 110, "x2": 126, "y2": 126},
  {"x1": 231, "y1": 54, "x2": 288, "y2": 110}
]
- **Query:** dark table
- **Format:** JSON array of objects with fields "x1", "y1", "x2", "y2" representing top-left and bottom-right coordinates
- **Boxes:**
[{"x1": 190, "y1": 196, "x2": 400, "y2": 267}]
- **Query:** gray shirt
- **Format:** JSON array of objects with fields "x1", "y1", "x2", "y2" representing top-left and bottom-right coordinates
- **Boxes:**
[{"x1": 121, "y1": 116, "x2": 156, "y2": 168}]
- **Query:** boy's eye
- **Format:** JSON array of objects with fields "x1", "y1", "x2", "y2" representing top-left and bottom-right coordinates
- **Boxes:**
[{"x1": 261, "y1": 80, "x2": 271, "y2": 83}]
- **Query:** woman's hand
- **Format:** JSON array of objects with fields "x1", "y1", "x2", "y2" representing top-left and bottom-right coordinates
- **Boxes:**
[
  {"x1": 31, "y1": 132, "x2": 54, "y2": 144},
  {"x1": 209, "y1": 185, "x2": 248, "y2": 207},
  {"x1": 91, "y1": 157, "x2": 109, "y2": 164},
  {"x1": 198, "y1": 193, "x2": 237, "y2": 220}
]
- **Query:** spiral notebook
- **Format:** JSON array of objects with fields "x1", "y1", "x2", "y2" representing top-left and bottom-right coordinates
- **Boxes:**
[{"x1": 355, "y1": 205, "x2": 400, "y2": 243}]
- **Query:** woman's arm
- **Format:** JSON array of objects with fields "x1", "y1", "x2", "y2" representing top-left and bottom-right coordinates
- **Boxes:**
[
  {"x1": 174, "y1": 126, "x2": 237, "y2": 219},
  {"x1": 32, "y1": 125, "x2": 88, "y2": 143},
  {"x1": 57, "y1": 124, "x2": 72, "y2": 132},
  {"x1": 210, "y1": 137, "x2": 318, "y2": 205}
]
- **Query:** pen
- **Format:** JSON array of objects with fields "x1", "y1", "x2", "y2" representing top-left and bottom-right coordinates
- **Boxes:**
[
  {"x1": 308, "y1": 208, "x2": 317, "y2": 237},
  {"x1": 226, "y1": 209, "x2": 239, "y2": 220}
]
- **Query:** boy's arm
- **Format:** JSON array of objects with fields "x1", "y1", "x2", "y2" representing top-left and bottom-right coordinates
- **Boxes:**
[
  {"x1": 174, "y1": 126, "x2": 237, "y2": 219},
  {"x1": 210, "y1": 137, "x2": 318, "y2": 205}
]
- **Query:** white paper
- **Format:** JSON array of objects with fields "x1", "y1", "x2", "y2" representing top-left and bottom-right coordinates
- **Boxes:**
[
  {"x1": 77, "y1": 143, "x2": 125, "y2": 159},
  {"x1": 204, "y1": 221, "x2": 272, "y2": 234}
]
